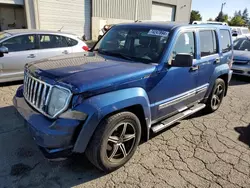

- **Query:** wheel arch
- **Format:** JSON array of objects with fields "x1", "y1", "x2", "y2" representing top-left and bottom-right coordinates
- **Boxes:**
[
  {"x1": 218, "y1": 73, "x2": 229, "y2": 96},
  {"x1": 72, "y1": 87, "x2": 151, "y2": 153}
]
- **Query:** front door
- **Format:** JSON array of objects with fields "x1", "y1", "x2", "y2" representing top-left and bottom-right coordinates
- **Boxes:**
[
  {"x1": 149, "y1": 31, "x2": 199, "y2": 122},
  {"x1": 0, "y1": 34, "x2": 37, "y2": 81}
]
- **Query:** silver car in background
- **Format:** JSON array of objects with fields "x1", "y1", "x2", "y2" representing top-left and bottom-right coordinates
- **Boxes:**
[
  {"x1": 232, "y1": 37, "x2": 250, "y2": 77},
  {"x1": 0, "y1": 30, "x2": 89, "y2": 83}
]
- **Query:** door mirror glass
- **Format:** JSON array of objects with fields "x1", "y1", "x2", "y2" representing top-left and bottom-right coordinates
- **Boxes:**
[
  {"x1": 172, "y1": 53, "x2": 193, "y2": 67},
  {"x1": 232, "y1": 32, "x2": 238, "y2": 37},
  {"x1": 0, "y1": 46, "x2": 8, "y2": 54}
]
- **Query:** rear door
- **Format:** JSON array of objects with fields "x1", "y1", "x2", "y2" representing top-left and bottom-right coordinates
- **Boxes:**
[
  {"x1": 0, "y1": 34, "x2": 37, "y2": 80},
  {"x1": 219, "y1": 29, "x2": 233, "y2": 69},
  {"x1": 36, "y1": 34, "x2": 72, "y2": 60},
  {"x1": 196, "y1": 29, "x2": 219, "y2": 98}
]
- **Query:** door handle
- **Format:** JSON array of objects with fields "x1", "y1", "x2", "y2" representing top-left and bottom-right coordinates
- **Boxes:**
[
  {"x1": 214, "y1": 58, "x2": 220, "y2": 64},
  {"x1": 190, "y1": 65, "x2": 199, "y2": 71},
  {"x1": 62, "y1": 50, "x2": 69, "y2": 54},
  {"x1": 27, "y1": 54, "x2": 36, "y2": 58}
]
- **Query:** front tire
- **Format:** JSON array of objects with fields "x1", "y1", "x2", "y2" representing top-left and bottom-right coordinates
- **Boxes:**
[
  {"x1": 85, "y1": 112, "x2": 141, "y2": 172},
  {"x1": 205, "y1": 78, "x2": 226, "y2": 113}
]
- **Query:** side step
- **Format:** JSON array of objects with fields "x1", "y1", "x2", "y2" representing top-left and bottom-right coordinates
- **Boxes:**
[{"x1": 151, "y1": 103, "x2": 206, "y2": 133}]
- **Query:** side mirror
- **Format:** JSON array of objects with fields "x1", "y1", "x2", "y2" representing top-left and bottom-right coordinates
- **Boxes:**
[
  {"x1": 171, "y1": 53, "x2": 193, "y2": 67},
  {"x1": 232, "y1": 32, "x2": 238, "y2": 37},
  {"x1": 0, "y1": 46, "x2": 8, "y2": 54}
]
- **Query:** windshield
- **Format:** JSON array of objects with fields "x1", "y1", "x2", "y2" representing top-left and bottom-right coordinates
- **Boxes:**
[
  {"x1": 93, "y1": 26, "x2": 169, "y2": 63},
  {"x1": 242, "y1": 28, "x2": 250, "y2": 35},
  {"x1": 233, "y1": 38, "x2": 250, "y2": 51},
  {"x1": 0, "y1": 32, "x2": 11, "y2": 41}
]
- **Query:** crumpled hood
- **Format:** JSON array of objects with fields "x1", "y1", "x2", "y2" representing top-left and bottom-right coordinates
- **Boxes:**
[
  {"x1": 234, "y1": 50, "x2": 250, "y2": 61},
  {"x1": 27, "y1": 52, "x2": 156, "y2": 93}
]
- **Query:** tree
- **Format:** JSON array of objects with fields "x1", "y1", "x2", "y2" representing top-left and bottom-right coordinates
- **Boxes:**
[
  {"x1": 190, "y1": 10, "x2": 202, "y2": 23},
  {"x1": 229, "y1": 16, "x2": 246, "y2": 26},
  {"x1": 242, "y1": 8, "x2": 249, "y2": 24},
  {"x1": 208, "y1": 18, "x2": 214, "y2": 21},
  {"x1": 215, "y1": 11, "x2": 223, "y2": 22},
  {"x1": 222, "y1": 14, "x2": 229, "y2": 22},
  {"x1": 215, "y1": 11, "x2": 228, "y2": 23}
]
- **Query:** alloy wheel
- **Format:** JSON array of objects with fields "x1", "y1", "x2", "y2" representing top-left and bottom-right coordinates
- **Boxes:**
[
  {"x1": 211, "y1": 84, "x2": 224, "y2": 109},
  {"x1": 106, "y1": 122, "x2": 136, "y2": 162}
]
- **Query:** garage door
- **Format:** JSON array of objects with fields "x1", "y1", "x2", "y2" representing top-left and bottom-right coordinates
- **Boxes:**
[
  {"x1": 151, "y1": 3, "x2": 175, "y2": 21},
  {"x1": 0, "y1": 6, "x2": 26, "y2": 31},
  {"x1": 38, "y1": 0, "x2": 91, "y2": 39}
]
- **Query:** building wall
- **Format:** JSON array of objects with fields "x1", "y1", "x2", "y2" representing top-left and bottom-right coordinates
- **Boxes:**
[{"x1": 92, "y1": 0, "x2": 192, "y2": 40}]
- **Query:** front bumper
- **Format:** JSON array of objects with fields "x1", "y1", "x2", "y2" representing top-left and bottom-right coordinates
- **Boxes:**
[
  {"x1": 13, "y1": 86, "x2": 82, "y2": 158},
  {"x1": 232, "y1": 64, "x2": 250, "y2": 77}
]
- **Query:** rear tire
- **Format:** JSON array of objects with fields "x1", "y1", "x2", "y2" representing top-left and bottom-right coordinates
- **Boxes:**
[
  {"x1": 205, "y1": 78, "x2": 225, "y2": 113},
  {"x1": 85, "y1": 112, "x2": 141, "y2": 172}
]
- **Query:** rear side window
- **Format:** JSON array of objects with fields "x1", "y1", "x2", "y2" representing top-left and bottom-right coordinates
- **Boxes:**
[
  {"x1": 220, "y1": 30, "x2": 231, "y2": 53},
  {"x1": 65, "y1": 37, "x2": 78, "y2": 46},
  {"x1": 199, "y1": 30, "x2": 218, "y2": 57},
  {"x1": 39, "y1": 34, "x2": 68, "y2": 49}
]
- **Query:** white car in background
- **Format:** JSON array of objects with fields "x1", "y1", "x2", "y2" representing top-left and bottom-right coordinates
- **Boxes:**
[
  {"x1": 231, "y1": 27, "x2": 250, "y2": 41},
  {"x1": 0, "y1": 29, "x2": 89, "y2": 83},
  {"x1": 192, "y1": 21, "x2": 228, "y2": 25}
]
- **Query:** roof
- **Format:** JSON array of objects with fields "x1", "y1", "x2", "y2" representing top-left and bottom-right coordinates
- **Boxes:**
[
  {"x1": 3, "y1": 29, "x2": 76, "y2": 36},
  {"x1": 114, "y1": 21, "x2": 230, "y2": 31}
]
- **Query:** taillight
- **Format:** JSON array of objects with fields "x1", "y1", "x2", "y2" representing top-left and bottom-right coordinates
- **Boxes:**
[{"x1": 82, "y1": 46, "x2": 89, "y2": 51}]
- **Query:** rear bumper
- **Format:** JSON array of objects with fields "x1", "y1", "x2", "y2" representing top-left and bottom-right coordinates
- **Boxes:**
[
  {"x1": 232, "y1": 65, "x2": 250, "y2": 77},
  {"x1": 13, "y1": 86, "x2": 82, "y2": 158}
]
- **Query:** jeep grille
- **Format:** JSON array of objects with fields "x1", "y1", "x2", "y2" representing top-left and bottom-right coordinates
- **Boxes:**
[{"x1": 23, "y1": 72, "x2": 52, "y2": 117}]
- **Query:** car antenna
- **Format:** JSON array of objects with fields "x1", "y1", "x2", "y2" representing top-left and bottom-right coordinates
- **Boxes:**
[{"x1": 58, "y1": 26, "x2": 64, "y2": 32}]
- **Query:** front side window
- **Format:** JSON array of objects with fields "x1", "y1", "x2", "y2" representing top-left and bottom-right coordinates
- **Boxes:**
[
  {"x1": 170, "y1": 32, "x2": 195, "y2": 62},
  {"x1": 233, "y1": 38, "x2": 250, "y2": 51},
  {"x1": 39, "y1": 34, "x2": 68, "y2": 49},
  {"x1": 94, "y1": 27, "x2": 169, "y2": 63},
  {"x1": 2, "y1": 35, "x2": 35, "y2": 52},
  {"x1": 220, "y1": 30, "x2": 232, "y2": 53},
  {"x1": 200, "y1": 30, "x2": 218, "y2": 57}
]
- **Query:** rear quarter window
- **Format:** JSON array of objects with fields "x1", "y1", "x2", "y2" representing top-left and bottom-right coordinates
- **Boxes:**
[
  {"x1": 220, "y1": 30, "x2": 232, "y2": 53},
  {"x1": 65, "y1": 37, "x2": 78, "y2": 46}
]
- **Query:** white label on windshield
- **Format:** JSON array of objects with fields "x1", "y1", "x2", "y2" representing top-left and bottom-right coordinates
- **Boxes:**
[{"x1": 148, "y1": 30, "x2": 169, "y2": 37}]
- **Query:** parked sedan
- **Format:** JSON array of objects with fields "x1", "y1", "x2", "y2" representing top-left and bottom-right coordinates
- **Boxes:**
[
  {"x1": 0, "y1": 30, "x2": 89, "y2": 83},
  {"x1": 232, "y1": 37, "x2": 250, "y2": 77}
]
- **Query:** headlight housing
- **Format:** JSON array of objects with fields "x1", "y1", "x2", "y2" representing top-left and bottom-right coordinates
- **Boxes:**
[{"x1": 47, "y1": 86, "x2": 72, "y2": 118}]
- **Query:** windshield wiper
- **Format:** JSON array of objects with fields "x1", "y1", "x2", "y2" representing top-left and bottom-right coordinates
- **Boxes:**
[{"x1": 97, "y1": 50, "x2": 134, "y2": 61}]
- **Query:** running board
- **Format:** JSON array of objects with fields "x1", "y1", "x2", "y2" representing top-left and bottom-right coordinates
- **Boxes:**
[{"x1": 151, "y1": 103, "x2": 206, "y2": 133}]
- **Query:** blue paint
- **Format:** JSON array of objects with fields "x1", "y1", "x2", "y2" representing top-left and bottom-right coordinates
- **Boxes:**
[{"x1": 13, "y1": 22, "x2": 233, "y2": 157}]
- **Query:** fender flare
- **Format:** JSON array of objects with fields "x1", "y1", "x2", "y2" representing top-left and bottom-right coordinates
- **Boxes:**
[
  {"x1": 204, "y1": 64, "x2": 230, "y2": 99},
  {"x1": 73, "y1": 87, "x2": 151, "y2": 153}
]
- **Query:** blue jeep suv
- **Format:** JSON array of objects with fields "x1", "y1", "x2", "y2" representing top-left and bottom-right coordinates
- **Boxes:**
[{"x1": 13, "y1": 22, "x2": 233, "y2": 172}]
